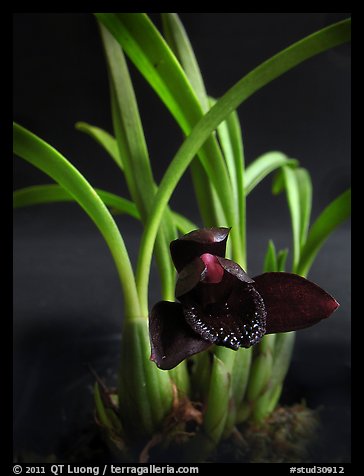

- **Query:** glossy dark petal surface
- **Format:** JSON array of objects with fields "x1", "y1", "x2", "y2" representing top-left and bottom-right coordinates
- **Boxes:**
[
  {"x1": 216, "y1": 256, "x2": 254, "y2": 283},
  {"x1": 181, "y1": 280, "x2": 267, "y2": 350},
  {"x1": 170, "y1": 227, "x2": 230, "y2": 272},
  {"x1": 253, "y1": 272, "x2": 340, "y2": 334},
  {"x1": 149, "y1": 301, "x2": 211, "y2": 370},
  {"x1": 175, "y1": 257, "x2": 206, "y2": 299}
]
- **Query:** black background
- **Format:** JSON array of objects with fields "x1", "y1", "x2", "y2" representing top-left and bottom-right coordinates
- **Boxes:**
[{"x1": 13, "y1": 13, "x2": 351, "y2": 462}]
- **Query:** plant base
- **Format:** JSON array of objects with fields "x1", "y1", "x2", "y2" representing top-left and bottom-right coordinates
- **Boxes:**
[
  {"x1": 14, "y1": 403, "x2": 324, "y2": 463},
  {"x1": 214, "y1": 403, "x2": 320, "y2": 463}
]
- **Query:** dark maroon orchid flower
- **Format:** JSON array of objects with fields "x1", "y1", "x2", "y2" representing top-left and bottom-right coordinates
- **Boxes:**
[{"x1": 149, "y1": 228, "x2": 339, "y2": 370}]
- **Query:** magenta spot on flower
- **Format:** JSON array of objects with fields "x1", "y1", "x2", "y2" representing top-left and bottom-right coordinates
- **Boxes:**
[{"x1": 200, "y1": 253, "x2": 224, "y2": 283}]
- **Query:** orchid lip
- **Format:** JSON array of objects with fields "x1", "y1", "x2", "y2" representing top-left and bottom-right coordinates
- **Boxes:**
[{"x1": 200, "y1": 253, "x2": 224, "y2": 284}]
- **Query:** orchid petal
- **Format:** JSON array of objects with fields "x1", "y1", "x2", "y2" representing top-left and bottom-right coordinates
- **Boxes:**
[
  {"x1": 216, "y1": 256, "x2": 254, "y2": 283},
  {"x1": 149, "y1": 301, "x2": 211, "y2": 370},
  {"x1": 175, "y1": 257, "x2": 206, "y2": 298},
  {"x1": 170, "y1": 227, "x2": 230, "y2": 272},
  {"x1": 253, "y1": 272, "x2": 339, "y2": 334}
]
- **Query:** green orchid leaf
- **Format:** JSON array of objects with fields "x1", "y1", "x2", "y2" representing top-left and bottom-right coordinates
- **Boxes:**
[
  {"x1": 297, "y1": 189, "x2": 351, "y2": 277},
  {"x1": 161, "y1": 13, "x2": 209, "y2": 112},
  {"x1": 75, "y1": 121, "x2": 123, "y2": 170},
  {"x1": 13, "y1": 122, "x2": 141, "y2": 319},
  {"x1": 211, "y1": 96, "x2": 246, "y2": 260},
  {"x1": 295, "y1": 168, "x2": 313, "y2": 248},
  {"x1": 95, "y1": 12, "x2": 238, "y2": 253},
  {"x1": 275, "y1": 166, "x2": 312, "y2": 272},
  {"x1": 277, "y1": 248, "x2": 289, "y2": 272},
  {"x1": 134, "y1": 18, "x2": 351, "y2": 311},
  {"x1": 100, "y1": 21, "x2": 177, "y2": 303},
  {"x1": 100, "y1": 22, "x2": 153, "y2": 219},
  {"x1": 245, "y1": 152, "x2": 298, "y2": 196},
  {"x1": 263, "y1": 240, "x2": 278, "y2": 272},
  {"x1": 13, "y1": 184, "x2": 139, "y2": 219},
  {"x1": 13, "y1": 184, "x2": 197, "y2": 236},
  {"x1": 162, "y1": 14, "x2": 224, "y2": 228}
]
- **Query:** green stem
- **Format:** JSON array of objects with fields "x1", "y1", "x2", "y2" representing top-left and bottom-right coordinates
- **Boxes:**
[
  {"x1": 118, "y1": 318, "x2": 173, "y2": 437},
  {"x1": 251, "y1": 332, "x2": 296, "y2": 422},
  {"x1": 247, "y1": 334, "x2": 276, "y2": 422},
  {"x1": 223, "y1": 347, "x2": 252, "y2": 436}
]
